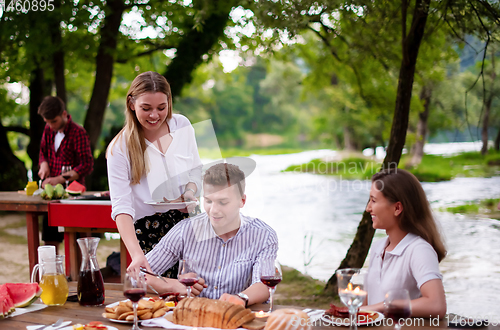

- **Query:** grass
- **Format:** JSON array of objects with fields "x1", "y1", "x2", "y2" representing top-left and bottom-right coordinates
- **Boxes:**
[
  {"x1": 274, "y1": 266, "x2": 338, "y2": 309},
  {"x1": 284, "y1": 150, "x2": 500, "y2": 182},
  {"x1": 443, "y1": 198, "x2": 500, "y2": 220},
  {"x1": 283, "y1": 157, "x2": 380, "y2": 180},
  {"x1": 401, "y1": 150, "x2": 500, "y2": 182}
]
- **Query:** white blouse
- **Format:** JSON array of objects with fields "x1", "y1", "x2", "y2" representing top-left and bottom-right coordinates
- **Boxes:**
[
  {"x1": 107, "y1": 114, "x2": 202, "y2": 222},
  {"x1": 364, "y1": 233, "x2": 443, "y2": 305}
]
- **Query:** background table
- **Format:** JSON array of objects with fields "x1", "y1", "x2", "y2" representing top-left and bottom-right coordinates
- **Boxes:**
[
  {"x1": 48, "y1": 199, "x2": 130, "y2": 281},
  {"x1": 0, "y1": 191, "x2": 129, "y2": 282}
]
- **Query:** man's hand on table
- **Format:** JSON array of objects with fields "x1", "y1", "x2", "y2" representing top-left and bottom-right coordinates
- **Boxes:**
[
  {"x1": 42, "y1": 176, "x2": 64, "y2": 187},
  {"x1": 191, "y1": 277, "x2": 207, "y2": 296}
]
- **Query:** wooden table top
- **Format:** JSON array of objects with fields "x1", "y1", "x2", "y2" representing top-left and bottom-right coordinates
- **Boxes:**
[
  {"x1": 3, "y1": 283, "x2": 499, "y2": 330},
  {"x1": 0, "y1": 191, "x2": 49, "y2": 212}
]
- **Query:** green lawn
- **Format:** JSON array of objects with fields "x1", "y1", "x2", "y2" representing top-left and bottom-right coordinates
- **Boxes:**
[
  {"x1": 283, "y1": 150, "x2": 500, "y2": 182},
  {"x1": 443, "y1": 198, "x2": 500, "y2": 220}
]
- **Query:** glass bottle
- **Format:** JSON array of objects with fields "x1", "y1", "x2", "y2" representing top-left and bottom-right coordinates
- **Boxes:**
[{"x1": 77, "y1": 237, "x2": 105, "y2": 306}]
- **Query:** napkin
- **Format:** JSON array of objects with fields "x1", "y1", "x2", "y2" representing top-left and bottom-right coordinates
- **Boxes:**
[
  {"x1": 141, "y1": 311, "x2": 246, "y2": 330},
  {"x1": 9, "y1": 303, "x2": 47, "y2": 318},
  {"x1": 304, "y1": 309, "x2": 326, "y2": 322},
  {"x1": 26, "y1": 321, "x2": 72, "y2": 330}
]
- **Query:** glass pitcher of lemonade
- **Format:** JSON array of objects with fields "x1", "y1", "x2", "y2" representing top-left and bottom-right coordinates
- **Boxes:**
[{"x1": 31, "y1": 255, "x2": 69, "y2": 306}]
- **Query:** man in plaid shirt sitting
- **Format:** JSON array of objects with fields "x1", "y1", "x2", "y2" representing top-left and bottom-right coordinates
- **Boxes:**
[{"x1": 38, "y1": 96, "x2": 94, "y2": 252}]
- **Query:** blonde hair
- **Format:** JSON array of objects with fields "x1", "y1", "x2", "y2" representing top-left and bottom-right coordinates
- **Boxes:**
[
  {"x1": 372, "y1": 168, "x2": 447, "y2": 262},
  {"x1": 107, "y1": 71, "x2": 173, "y2": 184}
]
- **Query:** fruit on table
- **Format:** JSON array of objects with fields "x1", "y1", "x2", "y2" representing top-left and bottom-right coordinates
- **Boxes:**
[
  {"x1": 54, "y1": 183, "x2": 65, "y2": 198},
  {"x1": 66, "y1": 181, "x2": 86, "y2": 195},
  {"x1": 5, "y1": 283, "x2": 43, "y2": 307},
  {"x1": 0, "y1": 283, "x2": 42, "y2": 317},
  {"x1": 45, "y1": 184, "x2": 54, "y2": 199},
  {"x1": 0, "y1": 285, "x2": 15, "y2": 318},
  {"x1": 40, "y1": 183, "x2": 68, "y2": 200}
]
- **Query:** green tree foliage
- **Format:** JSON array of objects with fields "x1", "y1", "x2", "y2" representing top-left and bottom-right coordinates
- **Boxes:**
[{"x1": 0, "y1": 0, "x2": 243, "y2": 189}]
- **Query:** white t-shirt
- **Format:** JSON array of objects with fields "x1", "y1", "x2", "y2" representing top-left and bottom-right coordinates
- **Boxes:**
[
  {"x1": 364, "y1": 233, "x2": 443, "y2": 305},
  {"x1": 107, "y1": 114, "x2": 202, "y2": 222},
  {"x1": 54, "y1": 131, "x2": 65, "y2": 152}
]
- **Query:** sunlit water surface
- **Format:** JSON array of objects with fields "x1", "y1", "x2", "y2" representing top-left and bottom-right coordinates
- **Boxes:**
[{"x1": 234, "y1": 143, "x2": 500, "y2": 318}]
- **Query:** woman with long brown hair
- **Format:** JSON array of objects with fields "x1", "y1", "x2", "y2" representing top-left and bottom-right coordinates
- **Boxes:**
[
  {"x1": 363, "y1": 168, "x2": 447, "y2": 318},
  {"x1": 106, "y1": 71, "x2": 202, "y2": 276}
]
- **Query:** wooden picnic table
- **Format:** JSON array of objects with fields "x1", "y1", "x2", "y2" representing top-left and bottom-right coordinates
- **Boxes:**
[
  {"x1": 3, "y1": 283, "x2": 499, "y2": 330},
  {"x1": 0, "y1": 191, "x2": 129, "y2": 282}
]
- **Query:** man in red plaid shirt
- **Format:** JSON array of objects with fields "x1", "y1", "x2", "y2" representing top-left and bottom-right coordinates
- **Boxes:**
[{"x1": 37, "y1": 96, "x2": 94, "y2": 251}]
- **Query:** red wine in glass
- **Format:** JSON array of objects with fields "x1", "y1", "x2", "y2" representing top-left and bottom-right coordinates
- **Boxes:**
[
  {"x1": 179, "y1": 278, "x2": 198, "y2": 287},
  {"x1": 385, "y1": 306, "x2": 411, "y2": 319},
  {"x1": 61, "y1": 165, "x2": 72, "y2": 188},
  {"x1": 124, "y1": 288, "x2": 146, "y2": 302},
  {"x1": 260, "y1": 276, "x2": 282, "y2": 288}
]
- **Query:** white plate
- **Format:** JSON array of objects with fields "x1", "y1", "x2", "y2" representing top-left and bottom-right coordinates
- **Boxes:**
[
  {"x1": 104, "y1": 299, "x2": 172, "y2": 324},
  {"x1": 321, "y1": 311, "x2": 384, "y2": 326},
  {"x1": 59, "y1": 326, "x2": 118, "y2": 330},
  {"x1": 144, "y1": 200, "x2": 198, "y2": 211}
]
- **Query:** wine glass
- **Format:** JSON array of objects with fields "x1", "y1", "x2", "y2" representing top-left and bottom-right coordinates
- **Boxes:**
[
  {"x1": 124, "y1": 272, "x2": 147, "y2": 330},
  {"x1": 260, "y1": 259, "x2": 282, "y2": 314},
  {"x1": 178, "y1": 259, "x2": 199, "y2": 298},
  {"x1": 384, "y1": 289, "x2": 412, "y2": 330},
  {"x1": 61, "y1": 165, "x2": 72, "y2": 188},
  {"x1": 336, "y1": 268, "x2": 367, "y2": 330}
]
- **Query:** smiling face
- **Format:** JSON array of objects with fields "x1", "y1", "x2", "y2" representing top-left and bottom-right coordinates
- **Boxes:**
[
  {"x1": 366, "y1": 183, "x2": 402, "y2": 232},
  {"x1": 203, "y1": 183, "x2": 246, "y2": 239},
  {"x1": 131, "y1": 92, "x2": 169, "y2": 138}
]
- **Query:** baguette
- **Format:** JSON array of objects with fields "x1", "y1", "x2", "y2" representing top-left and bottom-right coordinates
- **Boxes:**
[{"x1": 172, "y1": 297, "x2": 255, "y2": 329}]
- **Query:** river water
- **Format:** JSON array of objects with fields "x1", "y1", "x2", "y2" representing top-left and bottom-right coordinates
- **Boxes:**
[{"x1": 237, "y1": 142, "x2": 500, "y2": 318}]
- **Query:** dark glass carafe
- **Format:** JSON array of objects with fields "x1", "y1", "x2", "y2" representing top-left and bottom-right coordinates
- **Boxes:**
[{"x1": 77, "y1": 237, "x2": 105, "y2": 306}]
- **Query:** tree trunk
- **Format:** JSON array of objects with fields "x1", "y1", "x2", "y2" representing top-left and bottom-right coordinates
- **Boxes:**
[
  {"x1": 164, "y1": 1, "x2": 237, "y2": 98},
  {"x1": 0, "y1": 119, "x2": 27, "y2": 190},
  {"x1": 343, "y1": 125, "x2": 357, "y2": 151},
  {"x1": 324, "y1": 0, "x2": 431, "y2": 295},
  {"x1": 49, "y1": 0, "x2": 66, "y2": 103},
  {"x1": 27, "y1": 67, "x2": 52, "y2": 175},
  {"x1": 83, "y1": 0, "x2": 125, "y2": 152},
  {"x1": 495, "y1": 128, "x2": 500, "y2": 151},
  {"x1": 481, "y1": 94, "x2": 493, "y2": 155},
  {"x1": 51, "y1": 21, "x2": 66, "y2": 103},
  {"x1": 481, "y1": 52, "x2": 495, "y2": 155},
  {"x1": 408, "y1": 85, "x2": 431, "y2": 166}
]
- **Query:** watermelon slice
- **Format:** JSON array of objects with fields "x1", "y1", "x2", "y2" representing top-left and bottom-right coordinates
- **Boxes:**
[
  {"x1": 5, "y1": 283, "x2": 42, "y2": 308},
  {"x1": 0, "y1": 284, "x2": 15, "y2": 318},
  {"x1": 66, "y1": 181, "x2": 86, "y2": 195}
]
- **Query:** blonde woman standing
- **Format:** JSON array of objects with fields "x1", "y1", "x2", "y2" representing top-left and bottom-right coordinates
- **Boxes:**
[
  {"x1": 107, "y1": 71, "x2": 202, "y2": 276},
  {"x1": 363, "y1": 168, "x2": 447, "y2": 318}
]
